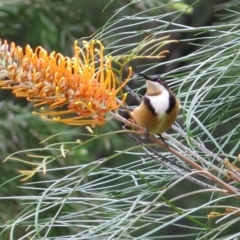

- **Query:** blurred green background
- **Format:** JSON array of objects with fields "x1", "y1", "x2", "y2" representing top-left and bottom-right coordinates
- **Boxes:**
[{"x1": 0, "y1": 0, "x2": 239, "y2": 239}]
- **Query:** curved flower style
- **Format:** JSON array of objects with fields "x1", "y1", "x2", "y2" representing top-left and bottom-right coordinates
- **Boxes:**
[{"x1": 0, "y1": 39, "x2": 131, "y2": 126}]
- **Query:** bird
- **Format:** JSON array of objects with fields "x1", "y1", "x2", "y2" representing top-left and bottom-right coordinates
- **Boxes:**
[{"x1": 131, "y1": 73, "x2": 180, "y2": 136}]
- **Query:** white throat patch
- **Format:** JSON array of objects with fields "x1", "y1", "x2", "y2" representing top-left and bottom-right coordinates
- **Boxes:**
[{"x1": 147, "y1": 90, "x2": 170, "y2": 118}]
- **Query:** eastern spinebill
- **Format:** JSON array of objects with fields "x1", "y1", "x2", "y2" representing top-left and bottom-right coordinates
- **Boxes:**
[{"x1": 132, "y1": 73, "x2": 179, "y2": 134}]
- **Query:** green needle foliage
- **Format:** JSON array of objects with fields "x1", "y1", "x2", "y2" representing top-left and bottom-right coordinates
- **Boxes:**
[{"x1": 1, "y1": 0, "x2": 240, "y2": 239}]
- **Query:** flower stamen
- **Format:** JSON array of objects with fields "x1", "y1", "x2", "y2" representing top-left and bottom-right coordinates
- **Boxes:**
[{"x1": 0, "y1": 39, "x2": 131, "y2": 127}]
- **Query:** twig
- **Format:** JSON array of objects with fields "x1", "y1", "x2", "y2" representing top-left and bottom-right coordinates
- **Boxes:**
[
  {"x1": 171, "y1": 125, "x2": 240, "y2": 181},
  {"x1": 108, "y1": 111, "x2": 240, "y2": 195},
  {"x1": 126, "y1": 129, "x2": 222, "y2": 191}
]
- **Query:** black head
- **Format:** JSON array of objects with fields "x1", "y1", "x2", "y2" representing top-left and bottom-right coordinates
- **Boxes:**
[{"x1": 136, "y1": 73, "x2": 169, "y2": 89}]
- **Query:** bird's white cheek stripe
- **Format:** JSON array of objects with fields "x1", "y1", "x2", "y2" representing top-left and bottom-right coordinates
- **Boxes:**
[{"x1": 148, "y1": 90, "x2": 170, "y2": 117}]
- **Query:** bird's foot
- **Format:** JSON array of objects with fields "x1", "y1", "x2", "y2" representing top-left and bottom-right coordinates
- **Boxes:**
[
  {"x1": 140, "y1": 129, "x2": 149, "y2": 139},
  {"x1": 123, "y1": 118, "x2": 134, "y2": 130},
  {"x1": 158, "y1": 134, "x2": 169, "y2": 148},
  {"x1": 125, "y1": 118, "x2": 149, "y2": 139},
  {"x1": 126, "y1": 117, "x2": 136, "y2": 126}
]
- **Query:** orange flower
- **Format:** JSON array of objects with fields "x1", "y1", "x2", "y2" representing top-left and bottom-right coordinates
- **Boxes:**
[{"x1": 0, "y1": 39, "x2": 131, "y2": 126}]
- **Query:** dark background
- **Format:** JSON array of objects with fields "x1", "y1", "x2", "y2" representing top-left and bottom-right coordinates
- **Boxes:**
[{"x1": 0, "y1": 0, "x2": 239, "y2": 239}]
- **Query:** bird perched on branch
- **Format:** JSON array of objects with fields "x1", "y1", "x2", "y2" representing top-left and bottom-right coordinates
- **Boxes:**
[{"x1": 132, "y1": 73, "x2": 179, "y2": 135}]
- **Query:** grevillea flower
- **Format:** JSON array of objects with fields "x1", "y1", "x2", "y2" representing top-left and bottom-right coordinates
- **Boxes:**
[
  {"x1": 0, "y1": 39, "x2": 131, "y2": 126},
  {"x1": 0, "y1": 36, "x2": 178, "y2": 181}
]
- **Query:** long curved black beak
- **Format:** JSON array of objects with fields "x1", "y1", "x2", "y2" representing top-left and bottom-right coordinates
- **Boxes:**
[{"x1": 136, "y1": 73, "x2": 154, "y2": 81}]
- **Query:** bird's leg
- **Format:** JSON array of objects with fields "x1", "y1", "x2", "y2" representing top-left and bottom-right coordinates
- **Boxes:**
[
  {"x1": 124, "y1": 118, "x2": 149, "y2": 139},
  {"x1": 140, "y1": 129, "x2": 149, "y2": 139},
  {"x1": 158, "y1": 134, "x2": 169, "y2": 148},
  {"x1": 124, "y1": 117, "x2": 134, "y2": 129}
]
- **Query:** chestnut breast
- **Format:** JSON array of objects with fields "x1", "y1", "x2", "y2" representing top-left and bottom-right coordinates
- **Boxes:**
[{"x1": 132, "y1": 92, "x2": 179, "y2": 134}]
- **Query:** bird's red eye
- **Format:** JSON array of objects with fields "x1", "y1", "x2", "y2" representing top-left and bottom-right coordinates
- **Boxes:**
[
  {"x1": 156, "y1": 78, "x2": 164, "y2": 84},
  {"x1": 157, "y1": 78, "x2": 168, "y2": 88}
]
